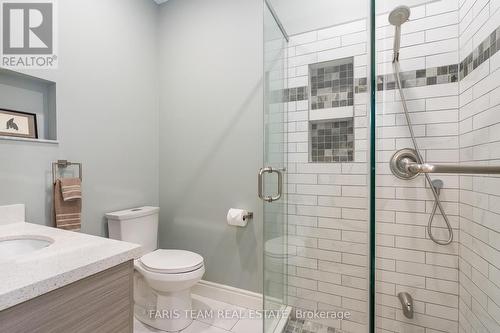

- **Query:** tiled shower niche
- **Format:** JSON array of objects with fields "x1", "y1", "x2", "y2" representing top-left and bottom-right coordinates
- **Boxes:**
[
  {"x1": 308, "y1": 58, "x2": 355, "y2": 163},
  {"x1": 310, "y1": 119, "x2": 354, "y2": 162},
  {"x1": 309, "y1": 57, "x2": 354, "y2": 110}
]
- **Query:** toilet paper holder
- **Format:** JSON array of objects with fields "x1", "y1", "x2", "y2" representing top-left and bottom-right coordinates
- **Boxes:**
[{"x1": 243, "y1": 212, "x2": 253, "y2": 221}]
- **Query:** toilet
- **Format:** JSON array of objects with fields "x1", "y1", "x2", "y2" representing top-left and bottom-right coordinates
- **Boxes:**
[{"x1": 106, "y1": 206, "x2": 204, "y2": 332}]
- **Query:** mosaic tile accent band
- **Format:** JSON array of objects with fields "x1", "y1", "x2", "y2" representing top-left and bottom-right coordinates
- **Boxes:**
[
  {"x1": 311, "y1": 119, "x2": 354, "y2": 163},
  {"x1": 375, "y1": 64, "x2": 458, "y2": 91},
  {"x1": 270, "y1": 64, "x2": 459, "y2": 105},
  {"x1": 460, "y1": 26, "x2": 500, "y2": 79},
  {"x1": 269, "y1": 86, "x2": 307, "y2": 103},
  {"x1": 269, "y1": 25, "x2": 500, "y2": 104}
]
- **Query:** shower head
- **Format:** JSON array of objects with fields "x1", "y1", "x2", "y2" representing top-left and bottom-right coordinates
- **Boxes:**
[
  {"x1": 388, "y1": 5, "x2": 411, "y2": 26},
  {"x1": 389, "y1": 6, "x2": 411, "y2": 62}
]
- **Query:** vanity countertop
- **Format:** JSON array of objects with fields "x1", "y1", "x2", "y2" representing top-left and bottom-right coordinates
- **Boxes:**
[{"x1": 0, "y1": 222, "x2": 142, "y2": 311}]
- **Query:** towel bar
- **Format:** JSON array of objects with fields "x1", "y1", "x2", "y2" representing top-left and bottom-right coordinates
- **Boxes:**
[{"x1": 52, "y1": 160, "x2": 82, "y2": 183}]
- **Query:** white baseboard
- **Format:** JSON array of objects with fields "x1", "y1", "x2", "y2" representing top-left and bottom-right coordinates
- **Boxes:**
[{"x1": 192, "y1": 280, "x2": 263, "y2": 310}]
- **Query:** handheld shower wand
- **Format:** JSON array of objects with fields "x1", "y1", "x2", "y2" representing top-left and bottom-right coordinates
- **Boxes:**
[
  {"x1": 388, "y1": 6, "x2": 411, "y2": 62},
  {"x1": 388, "y1": 6, "x2": 453, "y2": 245}
]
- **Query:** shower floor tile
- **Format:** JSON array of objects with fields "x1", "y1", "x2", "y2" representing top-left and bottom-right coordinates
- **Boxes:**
[{"x1": 283, "y1": 318, "x2": 343, "y2": 333}]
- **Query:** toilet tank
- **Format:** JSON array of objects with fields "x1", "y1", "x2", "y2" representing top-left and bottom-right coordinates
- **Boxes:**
[{"x1": 105, "y1": 206, "x2": 159, "y2": 254}]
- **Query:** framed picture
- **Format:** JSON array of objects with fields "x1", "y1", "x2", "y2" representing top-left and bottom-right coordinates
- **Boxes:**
[{"x1": 0, "y1": 109, "x2": 38, "y2": 139}]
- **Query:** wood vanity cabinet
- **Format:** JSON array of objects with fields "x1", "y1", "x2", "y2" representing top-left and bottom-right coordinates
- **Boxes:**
[{"x1": 0, "y1": 261, "x2": 134, "y2": 333}]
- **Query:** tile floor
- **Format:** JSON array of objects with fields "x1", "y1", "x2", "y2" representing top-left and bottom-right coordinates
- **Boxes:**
[
  {"x1": 133, "y1": 294, "x2": 343, "y2": 333},
  {"x1": 134, "y1": 294, "x2": 263, "y2": 333}
]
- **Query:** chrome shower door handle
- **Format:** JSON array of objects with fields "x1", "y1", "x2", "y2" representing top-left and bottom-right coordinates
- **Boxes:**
[{"x1": 258, "y1": 167, "x2": 283, "y2": 202}]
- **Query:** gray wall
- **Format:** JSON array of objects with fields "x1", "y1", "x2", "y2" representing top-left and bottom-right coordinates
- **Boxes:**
[
  {"x1": 0, "y1": 0, "x2": 264, "y2": 293},
  {"x1": 158, "y1": 0, "x2": 264, "y2": 292},
  {"x1": 0, "y1": 0, "x2": 159, "y2": 236}
]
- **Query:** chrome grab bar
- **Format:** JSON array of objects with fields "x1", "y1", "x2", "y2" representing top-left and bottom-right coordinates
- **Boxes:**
[
  {"x1": 404, "y1": 160, "x2": 500, "y2": 174},
  {"x1": 391, "y1": 149, "x2": 500, "y2": 179},
  {"x1": 258, "y1": 167, "x2": 283, "y2": 202}
]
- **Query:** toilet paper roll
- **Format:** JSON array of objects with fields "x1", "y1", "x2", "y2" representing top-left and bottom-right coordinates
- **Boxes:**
[{"x1": 227, "y1": 208, "x2": 248, "y2": 227}]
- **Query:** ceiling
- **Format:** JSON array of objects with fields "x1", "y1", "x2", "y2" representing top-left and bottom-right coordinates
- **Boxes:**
[
  {"x1": 269, "y1": 0, "x2": 439, "y2": 36},
  {"x1": 153, "y1": 0, "x2": 439, "y2": 36},
  {"x1": 269, "y1": 0, "x2": 368, "y2": 36}
]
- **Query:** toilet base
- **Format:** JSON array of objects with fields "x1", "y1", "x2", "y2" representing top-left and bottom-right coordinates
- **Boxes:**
[
  {"x1": 135, "y1": 280, "x2": 195, "y2": 331},
  {"x1": 132, "y1": 254, "x2": 205, "y2": 332}
]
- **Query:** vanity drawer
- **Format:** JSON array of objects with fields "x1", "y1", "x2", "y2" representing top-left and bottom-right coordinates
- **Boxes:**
[{"x1": 0, "y1": 260, "x2": 134, "y2": 333}]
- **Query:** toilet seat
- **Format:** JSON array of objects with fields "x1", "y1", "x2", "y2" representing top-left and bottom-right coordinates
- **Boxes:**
[{"x1": 139, "y1": 249, "x2": 204, "y2": 274}]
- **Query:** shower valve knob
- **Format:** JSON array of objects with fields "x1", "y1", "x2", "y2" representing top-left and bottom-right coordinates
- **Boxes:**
[{"x1": 390, "y1": 148, "x2": 420, "y2": 180}]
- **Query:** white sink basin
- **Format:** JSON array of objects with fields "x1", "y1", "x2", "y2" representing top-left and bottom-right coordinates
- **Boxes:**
[{"x1": 0, "y1": 236, "x2": 53, "y2": 260}]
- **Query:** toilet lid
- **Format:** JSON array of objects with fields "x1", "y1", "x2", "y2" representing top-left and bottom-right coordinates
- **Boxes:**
[{"x1": 140, "y1": 249, "x2": 204, "y2": 274}]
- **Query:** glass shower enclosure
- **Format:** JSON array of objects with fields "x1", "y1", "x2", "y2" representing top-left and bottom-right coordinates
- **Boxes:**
[
  {"x1": 262, "y1": 1, "x2": 371, "y2": 332},
  {"x1": 263, "y1": 1, "x2": 289, "y2": 332},
  {"x1": 262, "y1": 0, "x2": 500, "y2": 333}
]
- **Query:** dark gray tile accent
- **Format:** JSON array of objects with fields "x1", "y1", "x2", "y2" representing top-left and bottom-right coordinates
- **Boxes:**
[
  {"x1": 354, "y1": 77, "x2": 368, "y2": 93},
  {"x1": 309, "y1": 58, "x2": 354, "y2": 110},
  {"x1": 460, "y1": 26, "x2": 500, "y2": 79},
  {"x1": 311, "y1": 119, "x2": 354, "y2": 163}
]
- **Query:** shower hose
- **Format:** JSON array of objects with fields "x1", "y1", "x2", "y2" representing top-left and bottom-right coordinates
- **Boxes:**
[{"x1": 392, "y1": 60, "x2": 453, "y2": 245}]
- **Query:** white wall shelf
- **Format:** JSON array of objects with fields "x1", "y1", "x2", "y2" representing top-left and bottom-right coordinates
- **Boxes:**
[
  {"x1": 0, "y1": 68, "x2": 57, "y2": 142},
  {"x1": 0, "y1": 136, "x2": 59, "y2": 145}
]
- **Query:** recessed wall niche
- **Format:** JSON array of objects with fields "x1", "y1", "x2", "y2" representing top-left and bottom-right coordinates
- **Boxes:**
[
  {"x1": 0, "y1": 68, "x2": 57, "y2": 143},
  {"x1": 309, "y1": 57, "x2": 354, "y2": 111},
  {"x1": 310, "y1": 119, "x2": 354, "y2": 163},
  {"x1": 308, "y1": 57, "x2": 355, "y2": 163}
]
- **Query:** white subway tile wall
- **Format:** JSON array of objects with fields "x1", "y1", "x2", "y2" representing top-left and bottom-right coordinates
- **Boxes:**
[
  {"x1": 376, "y1": 1, "x2": 461, "y2": 333},
  {"x1": 458, "y1": 0, "x2": 500, "y2": 332},
  {"x1": 285, "y1": 17, "x2": 370, "y2": 333}
]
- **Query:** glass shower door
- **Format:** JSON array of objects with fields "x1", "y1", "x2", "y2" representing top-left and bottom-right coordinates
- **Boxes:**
[{"x1": 262, "y1": 1, "x2": 288, "y2": 332}]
